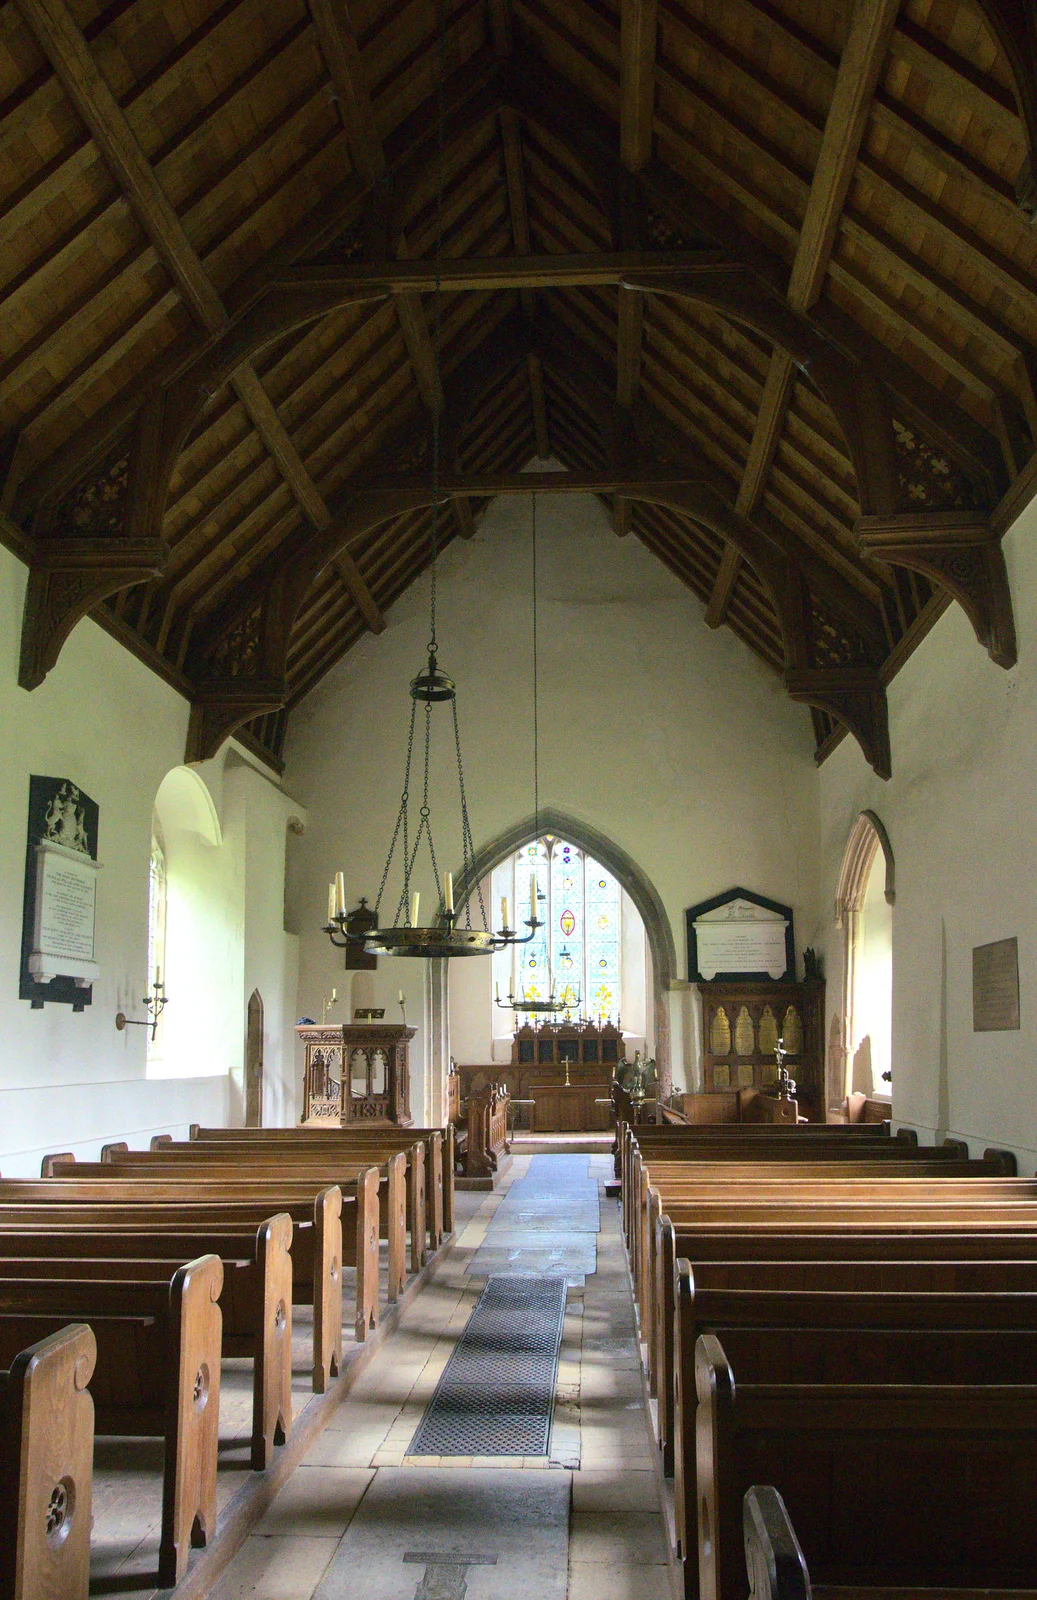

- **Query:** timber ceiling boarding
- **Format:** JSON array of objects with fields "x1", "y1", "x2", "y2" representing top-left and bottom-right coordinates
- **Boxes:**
[{"x1": 1, "y1": 0, "x2": 1035, "y2": 777}]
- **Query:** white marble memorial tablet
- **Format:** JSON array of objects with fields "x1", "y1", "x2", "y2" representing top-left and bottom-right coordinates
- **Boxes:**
[
  {"x1": 29, "y1": 839, "x2": 100, "y2": 986},
  {"x1": 694, "y1": 897, "x2": 789, "y2": 980}
]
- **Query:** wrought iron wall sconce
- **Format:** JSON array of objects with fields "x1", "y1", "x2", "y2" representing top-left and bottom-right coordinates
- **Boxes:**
[{"x1": 116, "y1": 974, "x2": 168, "y2": 1042}]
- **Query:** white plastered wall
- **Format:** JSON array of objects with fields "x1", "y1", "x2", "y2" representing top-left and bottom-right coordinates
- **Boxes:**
[
  {"x1": 0, "y1": 546, "x2": 302, "y2": 1172},
  {"x1": 283, "y1": 489, "x2": 822, "y2": 1120},
  {"x1": 818, "y1": 491, "x2": 1037, "y2": 1172}
]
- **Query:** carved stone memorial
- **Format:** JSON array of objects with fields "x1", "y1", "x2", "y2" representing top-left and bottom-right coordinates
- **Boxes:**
[
  {"x1": 686, "y1": 887, "x2": 795, "y2": 983},
  {"x1": 20, "y1": 776, "x2": 101, "y2": 1010}
]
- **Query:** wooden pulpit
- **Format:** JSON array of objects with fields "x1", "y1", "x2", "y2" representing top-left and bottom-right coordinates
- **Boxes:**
[{"x1": 298, "y1": 1021, "x2": 414, "y2": 1125}]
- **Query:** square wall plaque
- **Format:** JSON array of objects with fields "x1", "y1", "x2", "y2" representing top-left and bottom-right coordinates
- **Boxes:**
[{"x1": 973, "y1": 937, "x2": 1020, "y2": 1032}]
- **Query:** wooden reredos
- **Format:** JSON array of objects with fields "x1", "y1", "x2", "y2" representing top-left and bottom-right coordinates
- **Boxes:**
[{"x1": 2, "y1": 0, "x2": 1036, "y2": 778}]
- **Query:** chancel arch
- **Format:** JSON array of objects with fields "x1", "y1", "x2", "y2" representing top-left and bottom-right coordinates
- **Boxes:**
[
  {"x1": 447, "y1": 807, "x2": 677, "y2": 1107},
  {"x1": 835, "y1": 810, "x2": 896, "y2": 1106}
]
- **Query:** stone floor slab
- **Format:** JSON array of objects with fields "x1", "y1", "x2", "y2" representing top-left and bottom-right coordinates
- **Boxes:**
[{"x1": 312, "y1": 1468, "x2": 571, "y2": 1600}]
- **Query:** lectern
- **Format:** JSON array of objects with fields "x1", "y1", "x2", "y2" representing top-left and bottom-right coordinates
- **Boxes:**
[{"x1": 298, "y1": 1021, "x2": 414, "y2": 1125}]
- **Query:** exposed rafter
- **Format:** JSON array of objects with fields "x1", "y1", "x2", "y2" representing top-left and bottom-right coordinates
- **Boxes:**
[
  {"x1": 4, "y1": 0, "x2": 1035, "y2": 776},
  {"x1": 704, "y1": 0, "x2": 900, "y2": 628}
]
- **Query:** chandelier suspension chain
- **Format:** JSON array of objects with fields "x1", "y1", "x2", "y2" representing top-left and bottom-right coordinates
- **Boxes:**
[
  {"x1": 375, "y1": 696, "x2": 419, "y2": 919},
  {"x1": 532, "y1": 491, "x2": 539, "y2": 846},
  {"x1": 452, "y1": 695, "x2": 485, "y2": 930},
  {"x1": 330, "y1": 0, "x2": 539, "y2": 960},
  {"x1": 426, "y1": 0, "x2": 446, "y2": 659}
]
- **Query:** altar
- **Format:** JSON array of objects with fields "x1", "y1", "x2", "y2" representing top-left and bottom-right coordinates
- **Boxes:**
[{"x1": 529, "y1": 1078, "x2": 612, "y2": 1132}]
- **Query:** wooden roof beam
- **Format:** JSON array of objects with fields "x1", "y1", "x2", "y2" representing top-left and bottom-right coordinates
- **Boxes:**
[
  {"x1": 705, "y1": 0, "x2": 898, "y2": 628},
  {"x1": 307, "y1": 0, "x2": 386, "y2": 186},
  {"x1": 619, "y1": 0, "x2": 658, "y2": 173},
  {"x1": 309, "y1": 0, "x2": 444, "y2": 416},
  {"x1": 15, "y1": 0, "x2": 227, "y2": 339},
  {"x1": 226, "y1": 366, "x2": 385, "y2": 635},
  {"x1": 16, "y1": 0, "x2": 386, "y2": 687}
]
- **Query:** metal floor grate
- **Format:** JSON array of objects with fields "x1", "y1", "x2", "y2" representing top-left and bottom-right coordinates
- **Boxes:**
[{"x1": 407, "y1": 1275, "x2": 567, "y2": 1457}]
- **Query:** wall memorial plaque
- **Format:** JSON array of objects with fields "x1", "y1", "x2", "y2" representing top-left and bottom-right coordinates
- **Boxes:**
[
  {"x1": 20, "y1": 776, "x2": 100, "y2": 1011},
  {"x1": 973, "y1": 937, "x2": 1020, "y2": 1032},
  {"x1": 686, "y1": 887, "x2": 795, "y2": 983}
]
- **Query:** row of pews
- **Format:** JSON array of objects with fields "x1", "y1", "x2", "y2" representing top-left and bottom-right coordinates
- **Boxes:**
[
  {"x1": 0, "y1": 1121, "x2": 455, "y2": 1599},
  {"x1": 619, "y1": 1118, "x2": 1037, "y2": 1600}
]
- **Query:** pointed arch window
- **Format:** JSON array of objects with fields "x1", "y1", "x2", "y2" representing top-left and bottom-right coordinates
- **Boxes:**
[{"x1": 492, "y1": 838, "x2": 622, "y2": 1020}]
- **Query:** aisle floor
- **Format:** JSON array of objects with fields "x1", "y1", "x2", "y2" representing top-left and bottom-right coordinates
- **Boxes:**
[{"x1": 208, "y1": 1154, "x2": 670, "y2": 1600}]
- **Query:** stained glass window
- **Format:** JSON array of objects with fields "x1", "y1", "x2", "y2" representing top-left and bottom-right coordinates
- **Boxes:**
[{"x1": 492, "y1": 838, "x2": 622, "y2": 1023}]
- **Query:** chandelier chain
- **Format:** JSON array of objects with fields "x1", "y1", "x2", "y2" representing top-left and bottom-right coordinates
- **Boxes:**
[
  {"x1": 532, "y1": 491, "x2": 539, "y2": 846},
  {"x1": 374, "y1": 696, "x2": 418, "y2": 918},
  {"x1": 452, "y1": 696, "x2": 485, "y2": 930},
  {"x1": 427, "y1": 0, "x2": 446, "y2": 657}
]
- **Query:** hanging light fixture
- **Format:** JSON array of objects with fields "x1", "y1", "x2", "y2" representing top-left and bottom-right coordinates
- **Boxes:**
[
  {"x1": 323, "y1": 1, "x2": 540, "y2": 962},
  {"x1": 495, "y1": 497, "x2": 579, "y2": 1013}
]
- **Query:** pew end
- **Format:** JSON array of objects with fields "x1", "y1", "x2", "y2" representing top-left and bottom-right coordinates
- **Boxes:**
[
  {"x1": 160, "y1": 1253, "x2": 224, "y2": 1588},
  {"x1": 0, "y1": 1323, "x2": 96, "y2": 1600},
  {"x1": 100, "y1": 1142, "x2": 129, "y2": 1163},
  {"x1": 40, "y1": 1153, "x2": 74, "y2": 1178},
  {"x1": 744, "y1": 1488, "x2": 811, "y2": 1600},
  {"x1": 355, "y1": 1167, "x2": 381, "y2": 1342},
  {"x1": 312, "y1": 1186, "x2": 343, "y2": 1395},
  {"x1": 252, "y1": 1215, "x2": 293, "y2": 1471}
]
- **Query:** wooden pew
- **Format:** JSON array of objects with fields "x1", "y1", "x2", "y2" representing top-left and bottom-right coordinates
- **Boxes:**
[
  {"x1": 66, "y1": 1146, "x2": 424, "y2": 1280},
  {"x1": 652, "y1": 1223, "x2": 1037, "y2": 1470},
  {"x1": 0, "y1": 1323, "x2": 95, "y2": 1600},
  {"x1": 696, "y1": 1333, "x2": 1037, "y2": 1600},
  {"x1": 31, "y1": 1166, "x2": 386, "y2": 1343},
  {"x1": 0, "y1": 1223, "x2": 291, "y2": 1472},
  {"x1": 187, "y1": 1123, "x2": 454, "y2": 1238},
  {"x1": 0, "y1": 1175, "x2": 380, "y2": 1391},
  {"x1": 674, "y1": 1273, "x2": 1037, "y2": 1594},
  {"x1": 630, "y1": 1162, "x2": 1024, "y2": 1366},
  {"x1": 741, "y1": 1484, "x2": 1037, "y2": 1600},
  {"x1": 0, "y1": 1255, "x2": 222, "y2": 1588},
  {"x1": 460, "y1": 1085, "x2": 509, "y2": 1181},
  {"x1": 176, "y1": 1132, "x2": 443, "y2": 1254},
  {"x1": 138, "y1": 1137, "x2": 436, "y2": 1262}
]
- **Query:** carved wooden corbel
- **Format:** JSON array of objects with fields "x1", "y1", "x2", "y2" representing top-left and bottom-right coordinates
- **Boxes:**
[
  {"x1": 785, "y1": 666, "x2": 892, "y2": 781},
  {"x1": 18, "y1": 397, "x2": 169, "y2": 689},
  {"x1": 185, "y1": 678, "x2": 288, "y2": 764},
  {"x1": 857, "y1": 511, "x2": 1017, "y2": 670},
  {"x1": 19, "y1": 539, "x2": 166, "y2": 690}
]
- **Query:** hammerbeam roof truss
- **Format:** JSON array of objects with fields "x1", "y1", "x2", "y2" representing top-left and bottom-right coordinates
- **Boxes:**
[{"x1": 2, "y1": 0, "x2": 1036, "y2": 774}]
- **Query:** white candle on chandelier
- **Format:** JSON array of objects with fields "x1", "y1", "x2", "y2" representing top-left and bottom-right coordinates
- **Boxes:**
[
  {"x1": 410, "y1": 891, "x2": 420, "y2": 928},
  {"x1": 530, "y1": 873, "x2": 538, "y2": 921},
  {"x1": 444, "y1": 872, "x2": 455, "y2": 914},
  {"x1": 501, "y1": 895, "x2": 510, "y2": 929},
  {"x1": 335, "y1": 871, "x2": 346, "y2": 916},
  {"x1": 495, "y1": 981, "x2": 500, "y2": 1001},
  {"x1": 327, "y1": 883, "x2": 336, "y2": 923},
  {"x1": 398, "y1": 989, "x2": 404, "y2": 1004}
]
